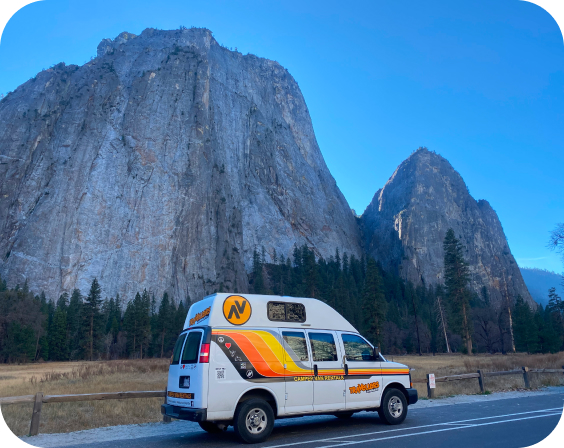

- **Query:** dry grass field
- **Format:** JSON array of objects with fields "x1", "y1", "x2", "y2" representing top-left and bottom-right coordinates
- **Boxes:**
[
  {"x1": 0, "y1": 359, "x2": 169, "y2": 436},
  {"x1": 1, "y1": 353, "x2": 564, "y2": 436}
]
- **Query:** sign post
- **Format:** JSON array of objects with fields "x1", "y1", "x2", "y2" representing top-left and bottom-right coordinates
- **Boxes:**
[{"x1": 426, "y1": 373, "x2": 436, "y2": 399}]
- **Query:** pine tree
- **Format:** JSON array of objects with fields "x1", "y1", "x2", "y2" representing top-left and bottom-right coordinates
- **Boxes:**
[
  {"x1": 362, "y1": 259, "x2": 387, "y2": 349},
  {"x1": 157, "y1": 292, "x2": 173, "y2": 358},
  {"x1": 82, "y1": 278, "x2": 103, "y2": 361},
  {"x1": 67, "y1": 289, "x2": 82, "y2": 359},
  {"x1": 443, "y1": 228, "x2": 473, "y2": 354},
  {"x1": 138, "y1": 289, "x2": 151, "y2": 359},
  {"x1": 49, "y1": 308, "x2": 68, "y2": 360},
  {"x1": 252, "y1": 248, "x2": 266, "y2": 294},
  {"x1": 513, "y1": 295, "x2": 538, "y2": 353}
]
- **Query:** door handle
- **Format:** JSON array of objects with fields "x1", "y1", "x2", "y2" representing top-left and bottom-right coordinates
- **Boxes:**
[
  {"x1": 344, "y1": 363, "x2": 348, "y2": 376},
  {"x1": 314, "y1": 364, "x2": 318, "y2": 377}
]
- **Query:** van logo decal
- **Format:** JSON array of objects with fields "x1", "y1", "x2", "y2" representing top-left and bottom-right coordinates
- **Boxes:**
[
  {"x1": 225, "y1": 343, "x2": 231, "y2": 349},
  {"x1": 223, "y1": 295, "x2": 252, "y2": 325},
  {"x1": 218, "y1": 337, "x2": 225, "y2": 343},
  {"x1": 246, "y1": 370, "x2": 254, "y2": 378}
]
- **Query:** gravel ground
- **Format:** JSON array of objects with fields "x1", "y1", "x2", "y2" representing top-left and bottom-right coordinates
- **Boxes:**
[{"x1": 21, "y1": 387, "x2": 564, "y2": 448}]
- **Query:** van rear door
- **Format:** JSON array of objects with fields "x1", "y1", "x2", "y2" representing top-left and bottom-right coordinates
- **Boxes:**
[{"x1": 167, "y1": 329, "x2": 209, "y2": 410}]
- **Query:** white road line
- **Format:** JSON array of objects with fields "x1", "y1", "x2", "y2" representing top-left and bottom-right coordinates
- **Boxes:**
[
  {"x1": 265, "y1": 407, "x2": 564, "y2": 448},
  {"x1": 313, "y1": 413, "x2": 563, "y2": 448}
]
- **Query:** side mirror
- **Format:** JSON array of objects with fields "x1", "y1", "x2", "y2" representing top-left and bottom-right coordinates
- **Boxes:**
[{"x1": 373, "y1": 346, "x2": 379, "y2": 360}]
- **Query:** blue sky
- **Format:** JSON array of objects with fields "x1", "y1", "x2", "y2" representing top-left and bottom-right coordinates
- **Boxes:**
[{"x1": 1, "y1": 0, "x2": 563, "y2": 273}]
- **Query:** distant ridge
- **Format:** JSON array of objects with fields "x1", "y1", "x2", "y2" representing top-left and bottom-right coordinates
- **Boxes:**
[{"x1": 520, "y1": 267, "x2": 563, "y2": 307}]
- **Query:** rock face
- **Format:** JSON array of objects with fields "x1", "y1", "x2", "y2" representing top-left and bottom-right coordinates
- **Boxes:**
[
  {"x1": 361, "y1": 148, "x2": 535, "y2": 307},
  {"x1": 0, "y1": 28, "x2": 362, "y2": 302}
]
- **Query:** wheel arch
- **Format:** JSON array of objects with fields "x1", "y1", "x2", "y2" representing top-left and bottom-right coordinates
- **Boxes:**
[
  {"x1": 382, "y1": 381, "x2": 409, "y2": 404},
  {"x1": 234, "y1": 387, "x2": 279, "y2": 418}
]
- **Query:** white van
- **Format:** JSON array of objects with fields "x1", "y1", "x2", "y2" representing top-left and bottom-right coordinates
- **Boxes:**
[{"x1": 161, "y1": 293, "x2": 418, "y2": 443}]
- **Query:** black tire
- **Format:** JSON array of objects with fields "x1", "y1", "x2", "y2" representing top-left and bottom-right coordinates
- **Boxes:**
[
  {"x1": 378, "y1": 388, "x2": 408, "y2": 425},
  {"x1": 334, "y1": 411, "x2": 355, "y2": 419},
  {"x1": 198, "y1": 421, "x2": 224, "y2": 433},
  {"x1": 233, "y1": 398, "x2": 275, "y2": 444}
]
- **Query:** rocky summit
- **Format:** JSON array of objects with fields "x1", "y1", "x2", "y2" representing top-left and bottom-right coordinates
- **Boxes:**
[
  {"x1": 0, "y1": 29, "x2": 533, "y2": 308},
  {"x1": 361, "y1": 148, "x2": 535, "y2": 307},
  {"x1": 0, "y1": 28, "x2": 362, "y2": 301}
]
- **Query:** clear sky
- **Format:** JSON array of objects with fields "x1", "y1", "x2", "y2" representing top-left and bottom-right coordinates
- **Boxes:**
[{"x1": 1, "y1": 0, "x2": 563, "y2": 273}]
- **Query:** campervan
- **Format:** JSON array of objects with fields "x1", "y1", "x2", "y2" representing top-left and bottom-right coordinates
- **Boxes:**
[{"x1": 161, "y1": 293, "x2": 417, "y2": 443}]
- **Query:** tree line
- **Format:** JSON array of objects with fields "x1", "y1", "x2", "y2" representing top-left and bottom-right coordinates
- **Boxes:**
[
  {"x1": 1, "y1": 228, "x2": 563, "y2": 363},
  {"x1": 0, "y1": 278, "x2": 187, "y2": 363}
]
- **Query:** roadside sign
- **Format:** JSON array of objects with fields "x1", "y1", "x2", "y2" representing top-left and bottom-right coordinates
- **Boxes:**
[{"x1": 429, "y1": 373, "x2": 436, "y2": 389}]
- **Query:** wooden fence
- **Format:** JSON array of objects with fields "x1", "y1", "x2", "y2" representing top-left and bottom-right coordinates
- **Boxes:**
[
  {"x1": 412, "y1": 366, "x2": 564, "y2": 399},
  {"x1": 0, "y1": 390, "x2": 169, "y2": 436},
  {"x1": 1, "y1": 366, "x2": 564, "y2": 437}
]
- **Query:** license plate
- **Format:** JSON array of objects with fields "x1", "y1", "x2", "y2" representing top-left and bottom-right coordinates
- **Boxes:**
[{"x1": 179, "y1": 376, "x2": 190, "y2": 388}]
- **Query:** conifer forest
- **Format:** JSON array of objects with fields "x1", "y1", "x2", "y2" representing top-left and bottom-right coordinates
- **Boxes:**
[{"x1": 1, "y1": 230, "x2": 563, "y2": 363}]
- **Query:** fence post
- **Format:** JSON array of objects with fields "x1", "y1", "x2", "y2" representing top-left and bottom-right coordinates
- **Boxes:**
[
  {"x1": 477, "y1": 370, "x2": 485, "y2": 393},
  {"x1": 163, "y1": 388, "x2": 171, "y2": 423},
  {"x1": 426, "y1": 374, "x2": 436, "y2": 399},
  {"x1": 29, "y1": 392, "x2": 43, "y2": 436},
  {"x1": 522, "y1": 367, "x2": 530, "y2": 389}
]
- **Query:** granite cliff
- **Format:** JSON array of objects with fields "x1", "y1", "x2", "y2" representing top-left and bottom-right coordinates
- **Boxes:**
[
  {"x1": 0, "y1": 28, "x2": 362, "y2": 301},
  {"x1": 361, "y1": 148, "x2": 535, "y2": 307},
  {"x1": 0, "y1": 29, "x2": 532, "y2": 308}
]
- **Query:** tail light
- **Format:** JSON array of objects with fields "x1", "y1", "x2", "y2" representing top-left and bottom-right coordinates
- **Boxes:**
[
  {"x1": 409, "y1": 371, "x2": 413, "y2": 388},
  {"x1": 199, "y1": 343, "x2": 210, "y2": 363}
]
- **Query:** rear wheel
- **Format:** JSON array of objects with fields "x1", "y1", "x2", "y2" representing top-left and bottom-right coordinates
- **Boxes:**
[
  {"x1": 378, "y1": 388, "x2": 407, "y2": 425},
  {"x1": 198, "y1": 421, "x2": 224, "y2": 433},
  {"x1": 334, "y1": 411, "x2": 354, "y2": 419},
  {"x1": 234, "y1": 398, "x2": 275, "y2": 444}
]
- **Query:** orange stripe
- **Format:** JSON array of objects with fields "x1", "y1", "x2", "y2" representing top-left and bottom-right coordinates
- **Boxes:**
[{"x1": 224, "y1": 332, "x2": 284, "y2": 377}]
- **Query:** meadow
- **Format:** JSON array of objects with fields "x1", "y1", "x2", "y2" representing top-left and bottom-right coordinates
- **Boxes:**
[{"x1": 1, "y1": 353, "x2": 564, "y2": 436}]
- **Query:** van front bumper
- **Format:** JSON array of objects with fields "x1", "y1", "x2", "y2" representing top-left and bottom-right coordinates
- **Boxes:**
[
  {"x1": 406, "y1": 388, "x2": 418, "y2": 405},
  {"x1": 161, "y1": 404, "x2": 207, "y2": 422}
]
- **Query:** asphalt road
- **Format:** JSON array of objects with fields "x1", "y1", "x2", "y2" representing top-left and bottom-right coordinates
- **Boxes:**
[{"x1": 60, "y1": 393, "x2": 563, "y2": 448}]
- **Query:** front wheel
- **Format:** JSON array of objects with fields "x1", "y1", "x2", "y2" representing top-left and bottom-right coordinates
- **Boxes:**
[
  {"x1": 378, "y1": 388, "x2": 407, "y2": 425},
  {"x1": 234, "y1": 398, "x2": 275, "y2": 444}
]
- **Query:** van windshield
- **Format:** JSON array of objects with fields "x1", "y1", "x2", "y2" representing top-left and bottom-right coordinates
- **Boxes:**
[
  {"x1": 181, "y1": 332, "x2": 202, "y2": 364},
  {"x1": 171, "y1": 333, "x2": 187, "y2": 365}
]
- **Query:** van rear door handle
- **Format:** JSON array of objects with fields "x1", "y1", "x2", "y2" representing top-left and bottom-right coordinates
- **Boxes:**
[
  {"x1": 314, "y1": 364, "x2": 318, "y2": 377},
  {"x1": 344, "y1": 363, "x2": 348, "y2": 376}
]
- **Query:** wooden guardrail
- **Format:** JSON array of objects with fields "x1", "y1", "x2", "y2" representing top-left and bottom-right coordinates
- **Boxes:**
[
  {"x1": 412, "y1": 366, "x2": 564, "y2": 399},
  {"x1": 0, "y1": 390, "x2": 168, "y2": 436}
]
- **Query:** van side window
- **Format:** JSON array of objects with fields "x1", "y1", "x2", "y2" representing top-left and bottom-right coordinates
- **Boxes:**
[
  {"x1": 181, "y1": 332, "x2": 202, "y2": 364},
  {"x1": 341, "y1": 334, "x2": 375, "y2": 361},
  {"x1": 267, "y1": 302, "x2": 306, "y2": 323},
  {"x1": 309, "y1": 333, "x2": 338, "y2": 362},
  {"x1": 171, "y1": 333, "x2": 187, "y2": 365},
  {"x1": 282, "y1": 331, "x2": 309, "y2": 361}
]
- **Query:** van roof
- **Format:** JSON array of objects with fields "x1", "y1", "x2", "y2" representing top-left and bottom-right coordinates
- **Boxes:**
[{"x1": 183, "y1": 293, "x2": 358, "y2": 333}]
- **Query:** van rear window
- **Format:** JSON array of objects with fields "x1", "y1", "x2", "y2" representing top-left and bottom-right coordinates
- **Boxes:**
[
  {"x1": 171, "y1": 334, "x2": 187, "y2": 365},
  {"x1": 268, "y1": 302, "x2": 306, "y2": 323},
  {"x1": 181, "y1": 332, "x2": 202, "y2": 364}
]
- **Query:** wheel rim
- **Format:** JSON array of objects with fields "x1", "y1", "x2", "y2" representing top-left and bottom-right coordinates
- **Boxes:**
[
  {"x1": 388, "y1": 396, "x2": 403, "y2": 418},
  {"x1": 245, "y1": 408, "x2": 267, "y2": 434}
]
